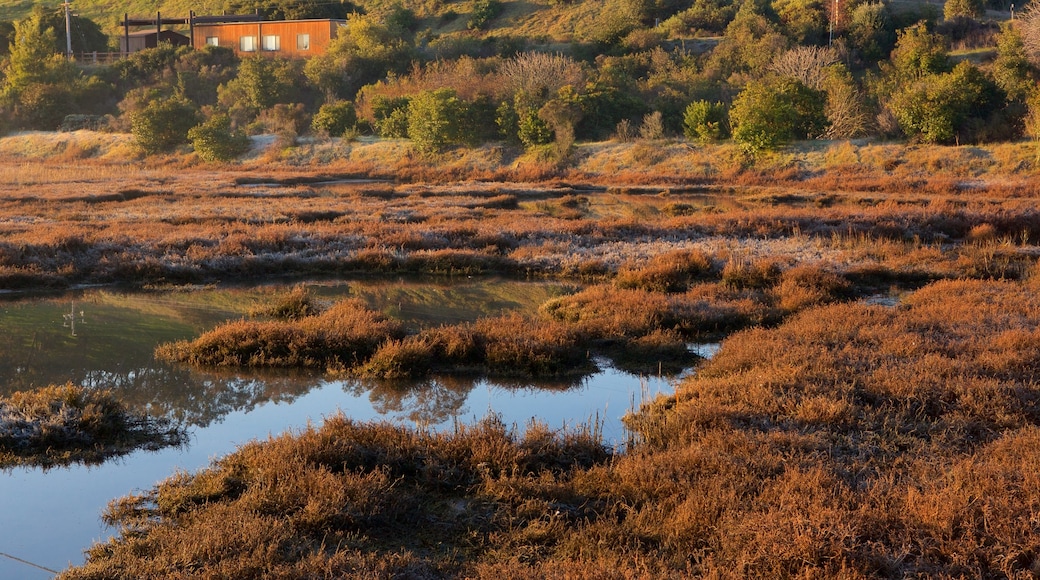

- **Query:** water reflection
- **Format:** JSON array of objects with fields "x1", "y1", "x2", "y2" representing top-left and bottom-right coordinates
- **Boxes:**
[
  {"x1": 0, "y1": 278, "x2": 693, "y2": 577},
  {"x1": 0, "y1": 279, "x2": 577, "y2": 429},
  {"x1": 350, "y1": 373, "x2": 590, "y2": 429}
]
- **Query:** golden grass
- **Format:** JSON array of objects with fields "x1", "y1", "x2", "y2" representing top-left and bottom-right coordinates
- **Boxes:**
[
  {"x1": 0, "y1": 383, "x2": 184, "y2": 468},
  {"x1": 65, "y1": 278, "x2": 1040, "y2": 577}
]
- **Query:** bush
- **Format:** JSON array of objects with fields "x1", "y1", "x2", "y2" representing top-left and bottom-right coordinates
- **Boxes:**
[
  {"x1": 130, "y1": 97, "x2": 200, "y2": 155},
  {"x1": 188, "y1": 114, "x2": 250, "y2": 162},
  {"x1": 311, "y1": 100, "x2": 357, "y2": 137},
  {"x1": 683, "y1": 100, "x2": 729, "y2": 143},
  {"x1": 468, "y1": 0, "x2": 502, "y2": 29},
  {"x1": 407, "y1": 89, "x2": 465, "y2": 153},
  {"x1": 730, "y1": 77, "x2": 827, "y2": 153},
  {"x1": 889, "y1": 61, "x2": 1001, "y2": 144}
]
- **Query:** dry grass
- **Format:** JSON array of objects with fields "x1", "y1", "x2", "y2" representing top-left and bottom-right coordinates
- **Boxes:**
[
  {"x1": 12, "y1": 133, "x2": 1040, "y2": 577},
  {"x1": 0, "y1": 383, "x2": 184, "y2": 468},
  {"x1": 65, "y1": 279, "x2": 1040, "y2": 577}
]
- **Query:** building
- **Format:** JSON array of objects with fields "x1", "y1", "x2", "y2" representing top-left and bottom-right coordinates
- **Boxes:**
[
  {"x1": 191, "y1": 19, "x2": 346, "y2": 57},
  {"x1": 118, "y1": 29, "x2": 190, "y2": 53}
]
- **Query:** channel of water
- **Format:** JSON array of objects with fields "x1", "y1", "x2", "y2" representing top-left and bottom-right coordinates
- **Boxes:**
[{"x1": 0, "y1": 277, "x2": 711, "y2": 577}]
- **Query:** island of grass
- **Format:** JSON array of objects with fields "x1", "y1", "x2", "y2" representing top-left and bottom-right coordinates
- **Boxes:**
[{"x1": 0, "y1": 383, "x2": 185, "y2": 469}]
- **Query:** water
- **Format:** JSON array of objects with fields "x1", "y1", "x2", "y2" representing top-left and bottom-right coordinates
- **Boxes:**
[{"x1": 0, "y1": 279, "x2": 693, "y2": 577}]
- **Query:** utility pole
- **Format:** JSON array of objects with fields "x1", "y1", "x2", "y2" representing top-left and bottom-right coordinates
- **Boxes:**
[{"x1": 63, "y1": 0, "x2": 73, "y2": 59}]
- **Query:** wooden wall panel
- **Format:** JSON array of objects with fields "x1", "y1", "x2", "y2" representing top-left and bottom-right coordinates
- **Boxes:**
[{"x1": 192, "y1": 20, "x2": 342, "y2": 58}]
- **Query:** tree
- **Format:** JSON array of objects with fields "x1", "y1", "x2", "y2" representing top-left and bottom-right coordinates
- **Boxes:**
[
  {"x1": 303, "y1": 13, "x2": 413, "y2": 101},
  {"x1": 705, "y1": 2, "x2": 790, "y2": 81},
  {"x1": 943, "y1": 0, "x2": 985, "y2": 21},
  {"x1": 131, "y1": 97, "x2": 199, "y2": 154},
  {"x1": 1021, "y1": 2, "x2": 1040, "y2": 64},
  {"x1": 538, "y1": 85, "x2": 584, "y2": 156},
  {"x1": 890, "y1": 22, "x2": 950, "y2": 81},
  {"x1": 188, "y1": 114, "x2": 251, "y2": 161},
  {"x1": 992, "y1": 22, "x2": 1037, "y2": 102},
  {"x1": 224, "y1": 0, "x2": 355, "y2": 20},
  {"x1": 3, "y1": 9, "x2": 76, "y2": 94},
  {"x1": 768, "y1": 46, "x2": 839, "y2": 90},
  {"x1": 1, "y1": 9, "x2": 109, "y2": 129},
  {"x1": 0, "y1": 21, "x2": 14, "y2": 57},
  {"x1": 888, "y1": 61, "x2": 1000, "y2": 143},
  {"x1": 772, "y1": 0, "x2": 827, "y2": 44},
  {"x1": 730, "y1": 77, "x2": 827, "y2": 153},
  {"x1": 821, "y1": 65, "x2": 871, "y2": 138},
  {"x1": 848, "y1": 2, "x2": 895, "y2": 62},
  {"x1": 407, "y1": 89, "x2": 464, "y2": 153}
]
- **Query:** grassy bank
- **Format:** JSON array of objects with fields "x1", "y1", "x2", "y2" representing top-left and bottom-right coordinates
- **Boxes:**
[
  {"x1": 62, "y1": 278, "x2": 1040, "y2": 577},
  {"x1": 0, "y1": 383, "x2": 184, "y2": 468}
]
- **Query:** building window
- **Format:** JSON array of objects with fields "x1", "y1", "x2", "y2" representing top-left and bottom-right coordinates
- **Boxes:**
[
  {"x1": 240, "y1": 35, "x2": 256, "y2": 52},
  {"x1": 262, "y1": 35, "x2": 280, "y2": 51},
  {"x1": 205, "y1": 36, "x2": 218, "y2": 46},
  {"x1": 297, "y1": 33, "x2": 310, "y2": 50}
]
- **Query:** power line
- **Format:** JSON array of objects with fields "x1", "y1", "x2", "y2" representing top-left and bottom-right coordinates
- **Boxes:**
[{"x1": 0, "y1": 550, "x2": 59, "y2": 575}]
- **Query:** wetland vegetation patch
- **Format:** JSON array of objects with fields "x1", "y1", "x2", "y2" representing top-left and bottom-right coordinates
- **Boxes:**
[{"x1": 0, "y1": 384, "x2": 185, "y2": 469}]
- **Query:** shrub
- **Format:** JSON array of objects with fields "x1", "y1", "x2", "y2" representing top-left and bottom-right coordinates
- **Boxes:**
[
  {"x1": 683, "y1": 100, "x2": 728, "y2": 143},
  {"x1": 130, "y1": 96, "x2": 200, "y2": 155},
  {"x1": 188, "y1": 114, "x2": 250, "y2": 162},
  {"x1": 408, "y1": 89, "x2": 465, "y2": 153},
  {"x1": 311, "y1": 100, "x2": 358, "y2": 137},
  {"x1": 889, "y1": 61, "x2": 1001, "y2": 144},
  {"x1": 730, "y1": 77, "x2": 827, "y2": 153},
  {"x1": 468, "y1": 0, "x2": 502, "y2": 29}
]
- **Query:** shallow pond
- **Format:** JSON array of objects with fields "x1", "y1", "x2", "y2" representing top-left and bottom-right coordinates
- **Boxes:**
[{"x1": 0, "y1": 278, "x2": 701, "y2": 577}]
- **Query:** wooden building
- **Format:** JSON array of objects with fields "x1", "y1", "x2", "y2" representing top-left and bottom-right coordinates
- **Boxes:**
[
  {"x1": 119, "y1": 29, "x2": 190, "y2": 53},
  {"x1": 191, "y1": 19, "x2": 346, "y2": 57}
]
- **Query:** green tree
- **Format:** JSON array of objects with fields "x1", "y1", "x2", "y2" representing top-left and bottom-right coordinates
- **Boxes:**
[
  {"x1": 848, "y1": 2, "x2": 895, "y2": 62},
  {"x1": 772, "y1": 0, "x2": 827, "y2": 44},
  {"x1": 0, "y1": 21, "x2": 15, "y2": 57},
  {"x1": 407, "y1": 89, "x2": 464, "y2": 153},
  {"x1": 188, "y1": 114, "x2": 251, "y2": 161},
  {"x1": 311, "y1": 100, "x2": 358, "y2": 136},
  {"x1": 229, "y1": 56, "x2": 303, "y2": 111},
  {"x1": 992, "y1": 23, "x2": 1037, "y2": 102},
  {"x1": 889, "y1": 61, "x2": 1000, "y2": 143},
  {"x1": 891, "y1": 22, "x2": 950, "y2": 81},
  {"x1": 683, "y1": 100, "x2": 728, "y2": 143},
  {"x1": 3, "y1": 10, "x2": 76, "y2": 93},
  {"x1": 943, "y1": 0, "x2": 985, "y2": 20},
  {"x1": 538, "y1": 85, "x2": 584, "y2": 156},
  {"x1": 304, "y1": 13, "x2": 413, "y2": 101},
  {"x1": 730, "y1": 76, "x2": 827, "y2": 153},
  {"x1": 468, "y1": 0, "x2": 502, "y2": 29},
  {"x1": 131, "y1": 96, "x2": 200, "y2": 154},
  {"x1": 1, "y1": 9, "x2": 111, "y2": 129},
  {"x1": 224, "y1": 0, "x2": 355, "y2": 19},
  {"x1": 705, "y1": 2, "x2": 789, "y2": 81}
]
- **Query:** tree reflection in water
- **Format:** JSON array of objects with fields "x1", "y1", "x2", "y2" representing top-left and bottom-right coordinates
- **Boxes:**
[{"x1": 348, "y1": 373, "x2": 592, "y2": 429}]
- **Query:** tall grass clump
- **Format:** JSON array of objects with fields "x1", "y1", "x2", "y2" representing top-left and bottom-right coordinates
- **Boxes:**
[
  {"x1": 614, "y1": 249, "x2": 715, "y2": 293},
  {"x1": 157, "y1": 299, "x2": 405, "y2": 370},
  {"x1": 64, "y1": 414, "x2": 609, "y2": 579},
  {"x1": 248, "y1": 285, "x2": 324, "y2": 320},
  {"x1": 360, "y1": 313, "x2": 593, "y2": 378},
  {"x1": 0, "y1": 384, "x2": 184, "y2": 468}
]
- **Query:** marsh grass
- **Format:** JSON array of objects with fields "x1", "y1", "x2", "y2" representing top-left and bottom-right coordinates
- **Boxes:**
[
  {"x1": 0, "y1": 383, "x2": 184, "y2": 468},
  {"x1": 62, "y1": 414, "x2": 608, "y2": 579},
  {"x1": 68, "y1": 279, "x2": 1040, "y2": 577},
  {"x1": 156, "y1": 299, "x2": 405, "y2": 369}
]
